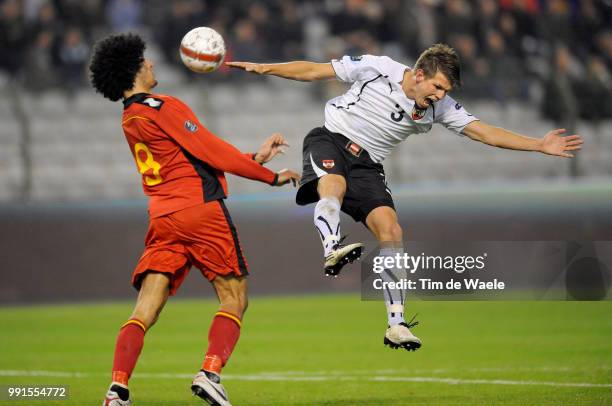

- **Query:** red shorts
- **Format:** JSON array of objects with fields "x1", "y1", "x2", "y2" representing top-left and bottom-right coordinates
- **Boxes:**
[{"x1": 132, "y1": 200, "x2": 248, "y2": 295}]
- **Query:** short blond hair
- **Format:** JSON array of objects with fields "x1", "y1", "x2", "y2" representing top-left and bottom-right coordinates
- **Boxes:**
[{"x1": 414, "y1": 43, "x2": 462, "y2": 88}]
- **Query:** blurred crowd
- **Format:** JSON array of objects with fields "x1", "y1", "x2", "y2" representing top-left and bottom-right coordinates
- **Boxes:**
[{"x1": 1, "y1": 0, "x2": 611, "y2": 121}]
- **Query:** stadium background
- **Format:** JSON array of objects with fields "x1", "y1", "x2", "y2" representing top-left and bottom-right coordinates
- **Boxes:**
[
  {"x1": 0, "y1": 1, "x2": 611, "y2": 404},
  {"x1": 1, "y1": 0, "x2": 611, "y2": 303}
]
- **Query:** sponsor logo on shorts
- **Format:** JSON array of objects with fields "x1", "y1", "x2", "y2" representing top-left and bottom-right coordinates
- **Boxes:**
[
  {"x1": 184, "y1": 120, "x2": 198, "y2": 132},
  {"x1": 345, "y1": 141, "x2": 363, "y2": 157},
  {"x1": 322, "y1": 159, "x2": 335, "y2": 169}
]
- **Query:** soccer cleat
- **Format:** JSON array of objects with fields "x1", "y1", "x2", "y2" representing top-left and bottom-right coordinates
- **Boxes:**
[
  {"x1": 384, "y1": 317, "x2": 422, "y2": 351},
  {"x1": 324, "y1": 237, "x2": 364, "y2": 277},
  {"x1": 191, "y1": 371, "x2": 232, "y2": 406},
  {"x1": 102, "y1": 384, "x2": 132, "y2": 406}
]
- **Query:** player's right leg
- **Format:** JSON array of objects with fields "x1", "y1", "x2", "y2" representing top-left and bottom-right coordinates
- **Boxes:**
[
  {"x1": 103, "y1": 272, "x2": 171, "y2": 406},
  {"x1": 295, "y1": 127, "x2": 364, "y2": 276},
  {"x1": 104, "y1": 210, "x2": 191, "y2": 405},
  {"x1": 316, "y1": 174, "x2": 364, "y2": 276},
  {"x1": 192, "y1": 275, "x2": 248, "y2": 406}
]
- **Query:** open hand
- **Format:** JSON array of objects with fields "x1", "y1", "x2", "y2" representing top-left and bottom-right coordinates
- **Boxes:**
[
  {"x1": 226, "y1": 61, "x2": 264, "y2": 74},
  {"x1": 254, "y1": 133, "x2": 289, "y2": 164},
  {"x1": 540, "y1": 129, "x2": 583, "y2": 158}
]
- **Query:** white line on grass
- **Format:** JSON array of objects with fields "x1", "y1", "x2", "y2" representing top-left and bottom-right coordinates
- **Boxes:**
[{"x1": 0, "y1": 370, "x2": 610, "y2": 388}]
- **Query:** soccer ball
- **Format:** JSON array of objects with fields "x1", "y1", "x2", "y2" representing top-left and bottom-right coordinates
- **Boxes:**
[{"x1": 179, "y1": 27, "x2": 226, "y2": 73}]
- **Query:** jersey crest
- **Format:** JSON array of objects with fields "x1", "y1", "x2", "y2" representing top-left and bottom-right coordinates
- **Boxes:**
[
  {"x1": 184, "y1": 120, "x2": 198, "y2": 132},
  {"x1": 411, "y1": 106, "x2": 427, "y2": 120}
]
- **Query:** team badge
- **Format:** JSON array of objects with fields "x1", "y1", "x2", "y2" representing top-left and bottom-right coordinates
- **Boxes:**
[
  {"x1": 184, "y1": 120, "x2": 198, "y2": 132},
  {"x1": 411, "y1": 106, "x2": 426, "y2": 120},
  {"x1": 322, "y1": 160, "x2": 335, "y2": 169}
]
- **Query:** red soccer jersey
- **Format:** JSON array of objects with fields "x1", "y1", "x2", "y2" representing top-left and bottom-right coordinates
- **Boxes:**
[{"x1": 121, "y1": 93, "x2": 276, "y2": 218}]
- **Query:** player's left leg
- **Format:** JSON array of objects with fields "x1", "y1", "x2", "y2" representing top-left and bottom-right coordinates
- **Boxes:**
[
  {"x1": 192, "y1": 275, "x2": 247, "y2": 406},
  {"x1": 366, "y1": 207, "x2": 421, "y2": 351}
]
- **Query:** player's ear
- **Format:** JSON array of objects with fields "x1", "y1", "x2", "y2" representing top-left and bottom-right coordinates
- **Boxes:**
[{"x1": 414, "y1": 68, "x2": 425, "y2": 82}]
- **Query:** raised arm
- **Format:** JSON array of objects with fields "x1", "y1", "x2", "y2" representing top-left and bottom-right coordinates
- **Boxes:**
[
  {"x1": 155, "y1": 99, "x2": 299, "y2": 186},
  {"x1": 462, "y1": 121, "x2": 583, "y2": 158},
  {"x1": 226, "y1": 61, "x2": 336, "y2": 82}
]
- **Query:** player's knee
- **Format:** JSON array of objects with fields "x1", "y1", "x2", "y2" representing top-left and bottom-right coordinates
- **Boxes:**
[
  {"x1": 318, "y1": 175, "x2": 346, "y2": 200},
  {"x1": 378, "y1": 222, "x2": 403, "y2": 242},
  {"x1": 219, "y1": 290, "x2": 248, "y2": 318}
]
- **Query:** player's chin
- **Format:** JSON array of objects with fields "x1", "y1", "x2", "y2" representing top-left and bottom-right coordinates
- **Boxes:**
[{"x1": 151, "y1": 80, "x2": 159, "y2": 88}]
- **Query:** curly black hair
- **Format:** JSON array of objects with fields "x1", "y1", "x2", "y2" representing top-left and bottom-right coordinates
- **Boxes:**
[{"x1": 89, "y1": 33, "x2": 146, "y2": 101}]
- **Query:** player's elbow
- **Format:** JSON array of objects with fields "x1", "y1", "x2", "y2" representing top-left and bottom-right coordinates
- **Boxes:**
[
  {"x1": 299, "y1": 70, "x2": 323, "y2": 82},
  {"x1": 466, "y1": 129, "x2": 491, "y2": 146},
  {"x1": 466, "y1": 123, "x2": 499, "y2": 146}
]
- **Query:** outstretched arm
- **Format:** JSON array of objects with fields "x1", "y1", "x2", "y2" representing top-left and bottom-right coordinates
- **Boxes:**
[
  {"x1": 462, "y1": 121, "x2": 583, "y2": 158},
  {"x1": 226, "y1": 61, "x2": 336, "y2": 82}
]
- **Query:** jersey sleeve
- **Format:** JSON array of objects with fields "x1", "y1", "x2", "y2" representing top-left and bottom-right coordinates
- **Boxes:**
[
  {"x1": 433, "y1": 96, "x2": 479, "y2": 136},
  {"x1": 155, "y1": 98, "x2": 276, "y2": 184},
  {"x1": 331, "y1": 55, "x2": 389, "y2": 83}
]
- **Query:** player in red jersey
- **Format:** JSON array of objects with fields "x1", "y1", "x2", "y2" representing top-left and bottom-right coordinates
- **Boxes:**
[{"x1": 89, "y1": 33, "x2": 300, "y2": 406}]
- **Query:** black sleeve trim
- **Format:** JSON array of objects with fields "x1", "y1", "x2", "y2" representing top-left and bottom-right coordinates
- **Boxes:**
[{"x1": 331, "y1": 74, "x2": 383, "y2": 110}]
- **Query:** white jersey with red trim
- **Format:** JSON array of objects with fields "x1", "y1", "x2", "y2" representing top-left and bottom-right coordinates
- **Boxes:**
[{"x1": 324, "y1": 55, "x2": 479, "y2": 163}]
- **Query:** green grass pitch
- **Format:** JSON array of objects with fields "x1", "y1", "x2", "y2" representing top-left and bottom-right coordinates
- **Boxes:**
[{"x1": 0, "y1": 295, "x2": 610, "y2": 405}]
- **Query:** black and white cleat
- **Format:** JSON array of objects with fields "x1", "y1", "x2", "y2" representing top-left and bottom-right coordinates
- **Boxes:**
[
  {"x1": 191, "y1": 371, "x2": 231, "y2": 406},
  {"x1": 324, "y1": 239, "x2": 364, "y2": 277},
  {"x1": 383, "y1": 317, "x2": 421, "y2": 352}
]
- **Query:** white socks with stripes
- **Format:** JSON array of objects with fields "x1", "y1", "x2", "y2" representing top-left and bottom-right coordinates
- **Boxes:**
[
  {"x1": 314, "y1": 197, "x2": 341, "y2": 257},
  {"x1": 380, "y1": 247, "x2": 406, "y2": 326}
]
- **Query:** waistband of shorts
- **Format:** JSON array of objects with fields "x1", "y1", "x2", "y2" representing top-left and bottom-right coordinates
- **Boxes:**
[{"x1": 321, "y1": 126, "x2": 371, "y2": 159}]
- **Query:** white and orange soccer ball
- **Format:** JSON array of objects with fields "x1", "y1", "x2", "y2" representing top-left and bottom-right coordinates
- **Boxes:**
[{"x1": 179, "y1": 27, "x2": 226, "y2": 73}]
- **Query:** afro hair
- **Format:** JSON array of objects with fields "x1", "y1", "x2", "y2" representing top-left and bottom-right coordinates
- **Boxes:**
[{"x1": 89, "y1": 33, "x2": 146, "y2": 101}]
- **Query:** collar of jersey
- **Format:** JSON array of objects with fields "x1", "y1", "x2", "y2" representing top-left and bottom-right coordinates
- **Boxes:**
[{"x1": 123, "y1": 93, "x2": 151, "y2": 109}]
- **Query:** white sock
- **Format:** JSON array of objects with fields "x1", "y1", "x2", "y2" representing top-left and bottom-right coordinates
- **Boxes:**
[
  {"x1": 314, "y1": 197, "x2": 341, "y2": 257},
  {"x1": 380, "y1": 247, "x2": 406, "y2": 326}
]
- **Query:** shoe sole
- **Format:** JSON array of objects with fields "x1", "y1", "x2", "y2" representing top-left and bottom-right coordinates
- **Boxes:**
[
  {"x1": 192, "y1": 385, "x2": 222, "y2": 406},
  {"x1": 324, "y1": 244, "x2": 364, "y2": 277},
  {"x1": 383, "y1": 337, "x2": 422, "y2": 352}
]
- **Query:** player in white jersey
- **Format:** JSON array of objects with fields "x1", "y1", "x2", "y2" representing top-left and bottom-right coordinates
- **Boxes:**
[{"x1": 228, "y1": 44, "x2": 583, "y2": 351}]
